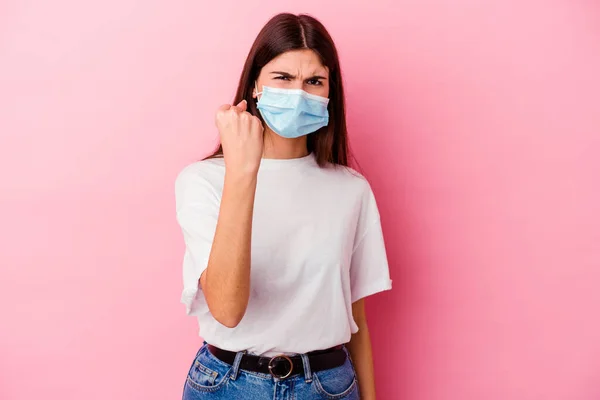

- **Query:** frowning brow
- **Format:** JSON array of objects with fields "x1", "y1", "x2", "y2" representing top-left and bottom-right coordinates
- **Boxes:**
[{"x1": 270, "y1": 71, "x2": 328, "y2": 80}]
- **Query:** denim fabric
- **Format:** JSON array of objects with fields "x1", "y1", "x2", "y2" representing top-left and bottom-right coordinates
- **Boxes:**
[{"x1": 182, "y1": 342, "x2": 360, "y2": 399}]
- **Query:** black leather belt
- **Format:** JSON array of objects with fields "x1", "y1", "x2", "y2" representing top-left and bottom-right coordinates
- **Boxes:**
[{"x1": 207, "y1": 344, "x2": 347, "y2": 379}]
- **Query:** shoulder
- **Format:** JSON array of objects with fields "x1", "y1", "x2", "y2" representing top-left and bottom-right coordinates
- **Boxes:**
[
  {"x1": 176, "y1": 158, "x2": 224, "y2": 184},
  {"x1": 319, "y1": 162, "x2": 373, "y2": 194},
  {"x1": 320, "y1": 163, "x2": 381, "y2": 218},
  {"x1": 175, "y1": 158, "x2": 225, "y2": 198}
]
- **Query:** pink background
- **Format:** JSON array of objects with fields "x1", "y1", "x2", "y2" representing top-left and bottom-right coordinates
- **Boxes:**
[{"x1": 1, "y1": 1, "x2": 599, "y2": 399}]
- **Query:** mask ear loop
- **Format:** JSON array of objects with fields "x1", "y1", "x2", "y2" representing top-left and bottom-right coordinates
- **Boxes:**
[{"x1": 254, "y1": 81, "x2": 263, "y2": 99}]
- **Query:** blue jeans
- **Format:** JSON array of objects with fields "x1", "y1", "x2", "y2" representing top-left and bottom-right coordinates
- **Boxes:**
[{"x1": 182, "y1": 342, "x2": 360, "y2": 399}]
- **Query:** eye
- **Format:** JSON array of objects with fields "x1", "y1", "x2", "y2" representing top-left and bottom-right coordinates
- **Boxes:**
[
  {"x1": 307, "y1": 78, "x2": 323, "y2": 86},
  {"x1": 274, "y1": 76, "x2": 291, "y2": 81}
]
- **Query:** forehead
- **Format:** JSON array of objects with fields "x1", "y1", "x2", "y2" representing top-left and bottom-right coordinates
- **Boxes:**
[{"x1": 265, "y1": 49, "x2": 329, "y2": 76}]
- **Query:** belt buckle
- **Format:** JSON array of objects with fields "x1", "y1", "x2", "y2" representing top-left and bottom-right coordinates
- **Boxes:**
[{"x1": 268, "y1": 354, "x2": 293, "y2": 379}]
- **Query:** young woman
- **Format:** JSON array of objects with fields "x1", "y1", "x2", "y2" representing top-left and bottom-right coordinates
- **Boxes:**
[{"x1": 175, "y1": 13, "x2": 392, "y2": 400}]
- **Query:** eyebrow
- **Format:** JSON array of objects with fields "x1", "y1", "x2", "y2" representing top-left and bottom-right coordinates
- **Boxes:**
[{"x1": 270, "y1": 71, "x2": 328, "y2": 80}]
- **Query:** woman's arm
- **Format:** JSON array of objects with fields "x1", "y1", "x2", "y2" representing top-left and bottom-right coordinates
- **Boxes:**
[
  {"x1": 200, "y1": 172, "x2": 257, "y2": 328},
  {"x1": 347, "y1": 299, "x2": 377, "y2": 400},
  {"x1": 200, "y1": 100, "x2": 264, "y2": 328}
]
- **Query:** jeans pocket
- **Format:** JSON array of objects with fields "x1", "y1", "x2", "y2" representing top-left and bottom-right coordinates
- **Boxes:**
[
  {"x1": 186, "y1": 346, "x2": 232, "y2": 393},
  {"x1": 312, "y1": 357, "x2": 358, "y2": 399}
]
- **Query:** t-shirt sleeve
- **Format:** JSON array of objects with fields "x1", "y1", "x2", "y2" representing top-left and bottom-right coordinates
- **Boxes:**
[
  {"x1": 350, "y1": 183, "x2": 393, "y2": 303},
  {"x1": 175, "y1": 165, "x2": 219, "y2": 315}
]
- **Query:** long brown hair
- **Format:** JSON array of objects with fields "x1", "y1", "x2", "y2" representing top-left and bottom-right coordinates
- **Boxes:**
[{"x1": 207, "y1": 13, "x2": 351, "y2": 167}]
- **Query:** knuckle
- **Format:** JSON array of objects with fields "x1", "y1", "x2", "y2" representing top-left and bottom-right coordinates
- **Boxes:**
[{"x1": 217, "y1": 104, "x2": 230, "y2": 113}]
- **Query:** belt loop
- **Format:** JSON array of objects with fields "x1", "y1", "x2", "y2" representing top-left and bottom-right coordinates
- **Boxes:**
[
  {"x1": 230, "y1": 350, "x2": 246, "y2": 381},
  {"x1": 300, "y1": 353, "x2": 312, "y2": 383}
]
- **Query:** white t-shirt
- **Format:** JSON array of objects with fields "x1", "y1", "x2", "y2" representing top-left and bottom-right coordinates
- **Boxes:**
[{"x1": 175, "y1": 153, "x2": 392, "y2": 357}]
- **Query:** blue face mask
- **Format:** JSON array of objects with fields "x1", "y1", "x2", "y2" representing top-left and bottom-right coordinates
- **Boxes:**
[{"x1": 255, "y1": 84, "x2": 329, "y2": 139}]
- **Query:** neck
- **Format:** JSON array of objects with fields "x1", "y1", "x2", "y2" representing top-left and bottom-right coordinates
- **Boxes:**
[{"x1": 262, "y1": 128, "x2": 309, "y2": 159}]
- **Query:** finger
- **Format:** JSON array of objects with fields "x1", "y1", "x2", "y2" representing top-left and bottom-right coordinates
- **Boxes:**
[
  {"x1": 217, "y1": 104, "x2": 231, "y2": 112},
  {"x1": 251, "y1": 116, "x2": 264, "y2": 129},
  {"x1": 237, "y1": 99, "x2": 247, "y2": 112}
]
